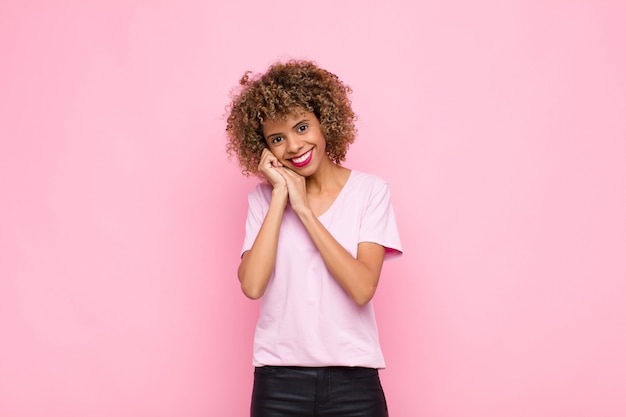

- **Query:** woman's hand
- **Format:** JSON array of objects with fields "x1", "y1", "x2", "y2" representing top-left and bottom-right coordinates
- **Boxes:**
[
  {"x1": 258, "y1": 148, "x2": 286, "y2": 189},
  {"x1": 279, "y1": 167, "x2": 310, "y2": 215}
]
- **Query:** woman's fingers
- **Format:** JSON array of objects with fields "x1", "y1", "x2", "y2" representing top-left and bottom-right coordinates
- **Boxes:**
[
  {"x1": 259, "y1": 149, "x2": 286, "y2": 187},
  {"x1": 279, "y1": 168, "x2": 309, "y2": 211}
]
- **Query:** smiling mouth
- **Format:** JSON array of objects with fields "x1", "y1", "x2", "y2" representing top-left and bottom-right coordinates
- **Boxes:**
[{"x1": 290, "y1": 149, "x2": 313, "y2": 167}]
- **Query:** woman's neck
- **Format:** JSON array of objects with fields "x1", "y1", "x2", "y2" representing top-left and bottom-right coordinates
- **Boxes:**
[{"x1": 305, "y1": 158, "x2": 350, "y2": 195}]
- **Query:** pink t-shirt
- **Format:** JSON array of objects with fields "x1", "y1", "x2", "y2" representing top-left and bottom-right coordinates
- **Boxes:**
[{"x1": 241, "y1": 170, "x2": 403, "y2": 368}]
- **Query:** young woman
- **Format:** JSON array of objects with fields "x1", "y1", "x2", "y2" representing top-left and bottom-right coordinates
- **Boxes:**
[{"x1": 225, "y1": 60, "x2": 403, "y2": 417}]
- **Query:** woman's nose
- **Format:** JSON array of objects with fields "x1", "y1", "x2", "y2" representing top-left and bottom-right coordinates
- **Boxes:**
[{"x1": 286, "y1": 135, "x2": 303, "y2": 153}]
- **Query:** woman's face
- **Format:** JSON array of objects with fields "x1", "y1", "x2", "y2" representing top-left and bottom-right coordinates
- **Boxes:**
[{"x1": 261, "y1": 110, "x2": 329, "y2": 177}]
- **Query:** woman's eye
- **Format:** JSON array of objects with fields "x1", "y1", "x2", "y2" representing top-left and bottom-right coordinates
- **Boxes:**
[
  {"x1": 298, "y1": 124, "x2": 308, "y2": 133},
  {"x1": 272, "y1": 136, "x2": 283, "y2": 144}
]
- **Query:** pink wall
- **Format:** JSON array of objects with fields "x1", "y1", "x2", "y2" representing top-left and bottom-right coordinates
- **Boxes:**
[{"x1": 1, "y1": 1, "x2": 625, "y2": 416}]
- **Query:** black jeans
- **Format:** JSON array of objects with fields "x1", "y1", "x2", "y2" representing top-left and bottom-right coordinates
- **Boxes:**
[{"x1": 251, "y1": 366, "x2": 389, "y2": 417}]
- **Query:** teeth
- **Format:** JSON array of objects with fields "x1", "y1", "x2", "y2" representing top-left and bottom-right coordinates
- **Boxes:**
[{"x1": 292, "y1": 150, "x2": 312, "y2": 164}]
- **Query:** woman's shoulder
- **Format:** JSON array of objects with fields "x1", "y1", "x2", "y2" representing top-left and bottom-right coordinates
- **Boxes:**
[
  {"x1": 249, "y1": 181, "x2": 272, "y2": 193},
  {"x1": 348, "y1": 170, "x2": 390, "y2": 191},
  {"x1": 247, "y1": 181, "x2": 273, "y2": 203}
]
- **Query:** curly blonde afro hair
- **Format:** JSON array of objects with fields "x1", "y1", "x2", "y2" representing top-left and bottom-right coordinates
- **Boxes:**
[{"x1": 225, "y1": 60, "x2": 357, "y2": 178}]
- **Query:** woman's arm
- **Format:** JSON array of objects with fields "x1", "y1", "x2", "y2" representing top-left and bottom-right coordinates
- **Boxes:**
[
  {"x1": 238, "y1": 188, "x2": 288, "y2": 299},
  {"x1": 238, "y1": 149, "x2": 289, "y2": 299},
  {"x1": 300, "y1": 211, "x2": 386, "y2": 306},
  {"x1": 280, "y1": 168, "x2": 386, "y2": 306}
]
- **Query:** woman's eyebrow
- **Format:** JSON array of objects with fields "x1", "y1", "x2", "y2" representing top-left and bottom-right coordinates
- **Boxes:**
[
  {"x1": 292, "y1": 119, "x2": 309, "y2": 128},
  {"x1": 266, "y1": 118, "x2": 310, "y2": 138}
]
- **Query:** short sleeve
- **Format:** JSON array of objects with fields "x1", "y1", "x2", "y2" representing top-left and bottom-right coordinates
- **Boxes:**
[
  {"x1": 241, "y1": 185, "x2": 268, "y2": 257},
  {"x1": 358, "y1": 180, "x2": 403, "y2": 258}
]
